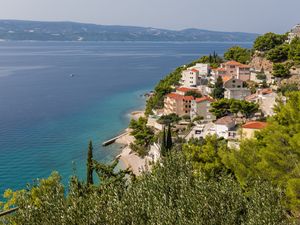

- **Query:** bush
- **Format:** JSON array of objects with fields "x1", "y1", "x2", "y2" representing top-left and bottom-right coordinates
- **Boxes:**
[
  {"x1": 266, "y1": 44, "x2": 289, "y2": 62},
  {"x1": 272, "y1": 63, "x2": 291, "y2": 78},
  {"x1": 278, "y1": 83, "x2": 299, "y2": 95}
]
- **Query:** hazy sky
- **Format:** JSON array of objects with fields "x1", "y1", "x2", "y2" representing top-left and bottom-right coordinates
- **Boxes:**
[{"x1": 1, "y1": 0, "x2": 299, "y2": 34}]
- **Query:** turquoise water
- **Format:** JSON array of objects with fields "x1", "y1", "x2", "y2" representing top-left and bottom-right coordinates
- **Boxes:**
[{"x1": 0, "y1": 41, "x2": 252, "y2": 195}]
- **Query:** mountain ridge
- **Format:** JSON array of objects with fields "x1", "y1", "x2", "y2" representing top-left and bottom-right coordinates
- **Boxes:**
[{"x1": 0, "y1": 19, "x2": 259, "y2": 42}]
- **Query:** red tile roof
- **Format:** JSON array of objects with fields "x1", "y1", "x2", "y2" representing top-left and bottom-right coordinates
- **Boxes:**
[
  {"x1": 242, "y1": 121, "x2": 267, "y2": 129},
  {"x1": 191, "y1": 68, "x2": 199, "y2": 73},
  {"x1": 222, "y1": 75, "x2": 232, "y2": 83},
  {"x1": 223, "y1": 61, "x2": 250, "y2": 68},
  {"x1": 223, "y1": 61, "x2": 243, "y2": 66},
  {"x1": 213, "y1": 68, "x2": 226, "y2": 72},
  {"x1": 261, "y1": 88, "x2": 273, "y2": 95},
  {"x1": 166, "y1": 93, "x2": 194, "y2": 101},
  {"x1": 195, "y1": 96, "x2": 214, "y2": 103},
  {"x1": 176, "y1": 87, "x2": 195, "y2": 93}
]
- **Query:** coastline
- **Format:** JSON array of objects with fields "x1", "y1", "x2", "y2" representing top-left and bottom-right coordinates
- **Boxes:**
[{"x1": 114, "y1": 110, "x2": 147, "y2": 175}]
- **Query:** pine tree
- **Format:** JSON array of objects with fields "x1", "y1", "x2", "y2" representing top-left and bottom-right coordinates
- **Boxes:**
[
  {"x1": 160, "y1": 126, "x2": 167, "y2": 156},
  {"x1": 166, "y1": 124, "x2": 173, "y2": 152},
  {"x1": 86, "y1": 140, "x2": 94, "y2": 186}
]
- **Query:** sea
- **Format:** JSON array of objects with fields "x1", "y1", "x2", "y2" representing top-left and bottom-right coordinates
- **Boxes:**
[{"x1": 0, "y1": 41, "x2": 252, "y2": 195}]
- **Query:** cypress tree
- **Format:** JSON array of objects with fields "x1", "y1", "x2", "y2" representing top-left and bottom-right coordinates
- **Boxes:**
[
  {"x1": 161, "y1": 126, "x2": 167, "y2": 156},
  {"x1": 87, "y1": 140, "x2": 94, "y2": 186},
  {"x1": 166, "y1": 124, "x2": 173, "y2": 151},
  {"x1": 212, "y1": 76, "x2": 225, "y2": 99}
]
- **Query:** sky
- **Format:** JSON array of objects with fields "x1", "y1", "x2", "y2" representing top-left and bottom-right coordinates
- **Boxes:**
[{"x1": 0, "y1": 0, "x2": 300, "y2": 34}]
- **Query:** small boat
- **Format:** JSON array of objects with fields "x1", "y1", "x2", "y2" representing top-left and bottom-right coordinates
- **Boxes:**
[{"x1": 70, "y1": 74, "x2": 75, "y2": 77}]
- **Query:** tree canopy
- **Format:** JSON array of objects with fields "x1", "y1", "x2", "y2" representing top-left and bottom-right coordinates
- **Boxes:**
[
  {"x1": 210, "y1": 98, "x2": 259, "y2": 118},
  {"x1": 224, "y1": 46, "x2": 251, "y2": 64},
  {"x1": 0, "y1": 152, "x2": 291, "y2": 225},
  {"x1": 253, "y1": 32, "x2": 287, "y2": 52},
  {"x1": 272, "y1": 63, "x2": 291, "y2": 78}
]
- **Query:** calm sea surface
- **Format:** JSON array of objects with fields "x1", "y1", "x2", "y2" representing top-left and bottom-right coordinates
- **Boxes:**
[{"x1": 0, "y1": 41, "x2": 252, "y2": 195}]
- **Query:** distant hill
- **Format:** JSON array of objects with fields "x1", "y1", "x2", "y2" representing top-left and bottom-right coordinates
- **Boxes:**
[{"x1": 0, "y1": 20, "x2": 259, "y2": 42}]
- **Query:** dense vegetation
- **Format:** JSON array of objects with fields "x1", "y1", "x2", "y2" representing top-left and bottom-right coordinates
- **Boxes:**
[
  {"x1": 0, "y1": 152, "x2": 292, "y2": 225},
  {"x1": 224, "y1": 46, "x2": 251, "y2": 64},
  {"x1": 210, "y1": 98, "x2": 259, "y2": 118},
  {"x1": 222, "y1": 91, "x2": 300, "y2": 216},
  {"x1": 253, "y1": 32, "x2": 287, "y2": 52},
  {"x1": 129, "y1": 117, "x2": 155, "y2": 156}
]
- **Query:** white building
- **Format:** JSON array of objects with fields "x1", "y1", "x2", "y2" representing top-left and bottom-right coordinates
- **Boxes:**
[
  {"x1": 190, "y1": 63, "x2": 210, "y2": 76},
  {"x1": 180, "y1": 63, "x2": 209, "y2": 87},
  {"x1": 215, "y1": 116, "x2": 236, "y2": 139}
]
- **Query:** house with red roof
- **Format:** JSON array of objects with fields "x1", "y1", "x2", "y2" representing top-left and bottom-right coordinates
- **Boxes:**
[
  {"x1": 220, "y1": 60, "x2": 251, "y2": 81},
  {"x1": 190, "y1": 96, "x2": 216, "y2": 121},
  {"x1": 164, "y1": 93, "x2": 194, "y2": 116},
  {"x1": 241, "y1": 121, "x2": 268, "y2": 139}
]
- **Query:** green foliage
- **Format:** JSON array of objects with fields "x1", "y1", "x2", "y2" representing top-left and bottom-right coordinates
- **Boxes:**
[
  {"x1": 222, "y1": 92, "x2": 300, "y2": 215},
  {"x1": 289, "y1": 37, "x2": 300, "y2": 64},
  {"x1": 266, "y1": 44, "x2": 289, "y2": 62},
  {"x1": 272, "y1": 63, "x2": 291, "y2": 78},
  {"x1": 197, "y1": 51, "x2": 224, "y2": 68},
  {"x1": 254, "y1": 32, "x2": 287, "y2": 52},
  {"x1": 278, "y1": 83, "x2": 299, "y2": 95},
  {"x1": 256, "y1": 72, "x2": 267, "y2": 80},
  {"x1": 1, "y1": 153, "x2": 291, "y2": 225},
  {"x1": 184, "y1": 90, "x2": 202, "y2": 98},
  {"x1": 129, "y1": 117, "x2": 154, "y2": 146},
  {"x1": 210, "y1": 98, "x2": 259, "y2": 118},
  {"x1": 183, "y1": 135, "x2": 229, "y2": 179},
  {"x1": 86, "y1": 140, "x2": 94, "y2": 186},
  {"x1": 166, "y1": 124, "x2": 173, "y2": 152},
  {"x1": 224, "y1": 46, "x2": 251, "y2": 64},
  {"x1": 157, "y1": 113, "x2": 181, "y2": 125},
  {"x1": 129, "y1": 117, "x2": 154, "y2": 156},
  {"x1": 211, "y1": 76, "x2": 225, "y2": 99},
  {"x1": 160, "y1": 127, "x2": 167, "y2": 157}
]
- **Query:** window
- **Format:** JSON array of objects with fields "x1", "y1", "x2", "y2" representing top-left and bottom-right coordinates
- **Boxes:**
[{"x1": 232, "y1": 80, "x2": 236, "y2": 83}]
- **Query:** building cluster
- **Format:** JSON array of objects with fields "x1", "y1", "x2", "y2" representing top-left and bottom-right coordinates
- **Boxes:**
[{"x1": 148, "y1": 59, "x2": 280, "y2": 147}]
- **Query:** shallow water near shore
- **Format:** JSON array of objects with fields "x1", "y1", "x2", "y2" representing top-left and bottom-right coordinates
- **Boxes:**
[{"x1": 0, "y1": 41, "x2": 252, "y2": 195}]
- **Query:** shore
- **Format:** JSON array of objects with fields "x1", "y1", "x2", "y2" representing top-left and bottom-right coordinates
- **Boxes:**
[{"x1": 115, "y1": 110, "x2": 146, "y2": 175}]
